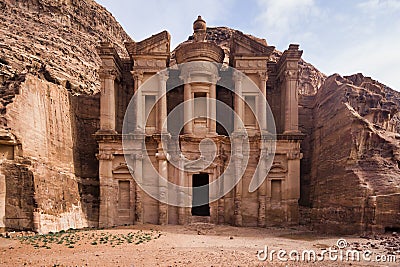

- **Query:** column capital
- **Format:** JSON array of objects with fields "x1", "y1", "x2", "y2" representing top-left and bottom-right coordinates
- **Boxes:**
[
  {"x1": 287, "y1": 150, "x2": 303, "y2": 160},
  {"x1": 131, "y1": 70, "x2": 144, "y2": 82},
  {"x1": 233, "y1": 70, "x2": 245, "y2": 83},
  {"x1": 96, "y1": 152, "x2": 114, "y2": 161},
  {"x1": 157, "y1": 70, "x2": 169, "y2": 82},
  {"x1": 99, "y1": 69, "x2": 118, "y2": 80},
  {"x1": 284, "y1": 69, "x2": 298, "y2": 80},
  {"x1": 257, "y1": 71, "x2": 268, "y2": 82}
]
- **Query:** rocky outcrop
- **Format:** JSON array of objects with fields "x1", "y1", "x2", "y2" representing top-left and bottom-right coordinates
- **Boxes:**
[
  {"x1": 0, "y1": 0, "x2": 131, "y2": 94},
  {"x1": 0, "y1": 0, "x2": 128, "y2": 233}
]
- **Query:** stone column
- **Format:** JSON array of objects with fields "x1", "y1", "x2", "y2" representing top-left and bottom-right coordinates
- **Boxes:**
[
  {"x1": 209, "y1": 168, "x2": 219, "y2": 224},
  {"x1": 99, "y1": 70, "x2": 117, "y2": 133},
  {"x1": 258, "y1": 71, "x2": 268, "y2": 131},
  {"x1": 133, "y1": 153, "x2": 144, "y2": 224},
  {"x1": 132, "y1": 71, "x2": 144, "y2": 132},
  {"x1": 209, "y1": 74, "x2": 218, "y2": 135},
  {"x1": 257, "y1": 140, "x2": 268, "y2": 227},
  {"x1": 182, "y1": 76, "x2": 193, "y2": 135},
  {"x1": 234, "y1": 155, "x2": 243, "y2": 226},
  {"x1": 231, "y1": 133, "x2": 244, "y2": 227},
  {"x1": 178, "y1": 154, "x2": 186, "y2": 225},
  {"x1": 158, "y1": 71, "x2": 169, "y2": 133},
  {"x1": 156, "y1": 138, "x2": 169, "y2": 225},
  {"x1": 283, "y1": 69, "x2": 299, "y2": 133},
  {"x1": 217, "y1": 162, "x2": 225, "y2": 224},
  {"x1": 97, "y1": 152, "x2": 115, "y2": 228},
  {"x1": 233, "y1": 71, "x2": 244, "y2": 131},
  {"x1": 286, "y1": 148, "x2": 302, "y2": 224}
]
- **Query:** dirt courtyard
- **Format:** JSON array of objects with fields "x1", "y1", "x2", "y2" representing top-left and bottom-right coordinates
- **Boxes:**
[{"x1": 0, "y1": 224, "x2": 398, "y2": 266}]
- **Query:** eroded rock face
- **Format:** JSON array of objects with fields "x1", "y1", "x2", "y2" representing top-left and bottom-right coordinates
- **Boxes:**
[
  {"x1": 0, "y1": 74, "x2": 100, "y2": 233},
  {"x1": 0, "y1": 0, "x2": 126, "y2": 233},
  {"x1": 0, "y1": 0, "x2": 130, "y2": 94},
  {"x1": 299, "y1": 74, "x2": 400, "y2": 234}
]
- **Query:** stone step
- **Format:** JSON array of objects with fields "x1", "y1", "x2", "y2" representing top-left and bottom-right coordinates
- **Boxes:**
[{"x1": 190, "y1": 216, "x2": 211, "y2": 224}]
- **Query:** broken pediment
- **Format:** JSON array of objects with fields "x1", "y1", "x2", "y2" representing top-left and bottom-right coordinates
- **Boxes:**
[
  {"x1": 231, "y1": 31, "x2": 274, "y2": 57},
  {"x1": 125, "y1": 31, "x2": 170, "y2": 57}
]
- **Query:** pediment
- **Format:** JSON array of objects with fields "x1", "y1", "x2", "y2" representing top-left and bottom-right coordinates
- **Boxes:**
[
  {"x1": 231, "y1": 31, "x2": 274, "y2": 56},
  {"x1": 113, "y1": 163, "x2": 134, "y2": 174},
  {"x1": 269, "y1": 161, "x2": 287, "y2": 173},
  {"x1": 125, "y1": 31, "x2": 170, "y2": 56}
]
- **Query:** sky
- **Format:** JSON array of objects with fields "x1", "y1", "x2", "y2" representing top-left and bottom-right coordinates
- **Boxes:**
[{"x1": 96, "y1": 0, "x2": 400, "y2": 90}]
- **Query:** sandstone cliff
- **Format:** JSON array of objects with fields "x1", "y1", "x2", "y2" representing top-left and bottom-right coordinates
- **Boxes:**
[
  {"x1": 299, "y1": 74, "x2": 400, "y2": 234},
  {"x1": 0, "y1": 0, "x2": 130, "y2": 232},
  {"x1": 0, "y1": 0, "x2": 130, "y2": 94}
]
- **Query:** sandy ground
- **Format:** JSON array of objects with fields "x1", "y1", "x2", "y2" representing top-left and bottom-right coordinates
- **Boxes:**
[{"x1": 0, "y1": 224, "x2": 399, "y2": 267}]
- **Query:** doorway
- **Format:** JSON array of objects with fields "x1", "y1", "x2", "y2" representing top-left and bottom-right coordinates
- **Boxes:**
[{"x1": 191, "y1": 173, "x2": 210, "y2": 216}]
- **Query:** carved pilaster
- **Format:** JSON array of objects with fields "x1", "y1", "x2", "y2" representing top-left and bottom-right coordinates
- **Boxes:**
[
  {"x1": 257, "y1": 143, "x2": 268, "y2": 227},
  {"x1": 233, "y1": 71, "x2": 245, "y2": 132},
  {"x1": 155, "y1": 136, "x2": 169, "y2": 225},
  {"x1": 158, "y1": 71, "x2": 169, "y2": 134},
  {"x1": 97, "y1": 151, "x2": 115, "y2": 228},
  {"x1": 98, "y1": 69, "x2": 117, "y2": 133},
  {"x1": 209, "y1": 74, "x2": 219, "y2": 135},
  {"x1": 131, "y1": 153, "x2": 144, "y2": 224},
  {"x1": 181, "y1": 75, "x2": 193, "y2": 135},
  {"x1": 283, "y1": 68, "x2": 300, "y2": 133},
  {"x1": 131, "y1": 70, "x2": 145, "y2": 132}
]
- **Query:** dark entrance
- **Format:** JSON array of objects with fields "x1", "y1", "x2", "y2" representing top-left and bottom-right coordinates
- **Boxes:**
[{"x1": 191, "y1": 173, "x2": 210, "y2": 216}]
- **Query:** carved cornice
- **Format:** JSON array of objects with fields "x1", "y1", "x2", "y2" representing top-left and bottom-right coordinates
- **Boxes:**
[{"x1": 175, "y1": 42, "x2": 224, "y2": 64}]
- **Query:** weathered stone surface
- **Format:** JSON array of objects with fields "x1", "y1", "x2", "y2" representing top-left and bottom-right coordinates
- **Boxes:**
[
  {"x1": 0, "y1": 74, "x2": 95, "y2": 233},
  {"x1": 299, "y1": 74, "x2": 400, "y2": 234},
  {"x1": 0, "y1": 0, "x2": 131, "y2": 94},
  {"x1": 0, "y1": 0, "x2": 124, "y2": 233}
]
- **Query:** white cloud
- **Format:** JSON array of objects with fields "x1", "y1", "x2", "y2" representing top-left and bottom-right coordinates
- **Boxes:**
[
  {"x1": 254, "y1": 0, "x2": 318, "y2": 46},
  {"x1": 358, "y1": 0, "x2": 400, "y2": 13}
]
